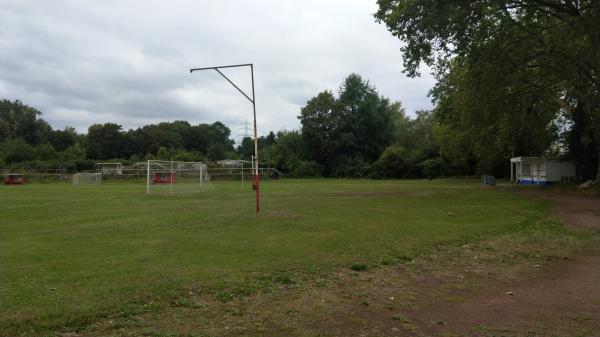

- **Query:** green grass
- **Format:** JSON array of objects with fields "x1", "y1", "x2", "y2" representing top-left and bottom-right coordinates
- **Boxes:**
[{"x1": 0, "y1": 179, "x2": 549, "y2": 335}]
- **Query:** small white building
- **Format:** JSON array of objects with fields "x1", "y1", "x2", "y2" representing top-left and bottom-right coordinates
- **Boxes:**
[
  {"x1": 96, "y1": 162, "x2": 122, "y2": 175},
  {"x1": 510, "y1": 157, "x2": 575, "y2": 185},
  {"x1": 214, "y1": 159, "x2": 250, "y2": 168}
]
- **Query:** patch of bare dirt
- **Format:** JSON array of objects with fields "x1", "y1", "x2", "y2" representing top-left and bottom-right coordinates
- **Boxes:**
[
  {"x1": 410, "y1": 253, "x2": 600, "y2": 336},
  {"x1": 518, "y1": 188, "x2": 600, "y2": 230}
]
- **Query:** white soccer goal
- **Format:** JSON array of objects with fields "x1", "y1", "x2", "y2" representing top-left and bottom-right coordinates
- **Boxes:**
[
  {"x1": 72, "y1": 172, "x2": 102, "y2": 185},
  {"x1": 146, "y1": 160, "x2": 209, "y2": 194}
]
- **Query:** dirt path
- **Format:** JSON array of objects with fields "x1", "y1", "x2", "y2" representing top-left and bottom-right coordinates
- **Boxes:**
[
  {"x1": 410, "y1": 254, "x2": 600, "y2": 336},
  {"x1": 521, "y1": 189, "x2": 600, "y2": 230},
  {"x1": 409, "y1": 190, "x2": 600, "y2": 336}
]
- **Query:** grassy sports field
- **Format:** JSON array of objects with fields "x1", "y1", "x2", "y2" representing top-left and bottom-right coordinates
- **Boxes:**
[{"x1": 0, "y1": 179, "x2": 572, "y2": 335}]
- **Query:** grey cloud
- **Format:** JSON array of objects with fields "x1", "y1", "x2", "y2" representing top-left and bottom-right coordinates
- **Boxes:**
[{"x1": 0, "y1": 0, "x2": 435, "y2": 135}]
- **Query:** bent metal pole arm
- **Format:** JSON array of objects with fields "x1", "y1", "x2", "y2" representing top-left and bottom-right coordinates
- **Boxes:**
[
  {"x1": 190, "y1": 63, "x2": 252, "y2": 71},
  {"x1": 189, "y1": 63, "x2": 260, "y2": 213},
  {"x1": 213, "y1": 69, "x2": 254, "y2": 103},
  {"x1": 190, "y1": 67, "x2": 254, "y2": 104}
]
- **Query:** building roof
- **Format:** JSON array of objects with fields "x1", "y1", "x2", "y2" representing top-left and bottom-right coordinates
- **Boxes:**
[
  {"x1": 510, "y1": 156, "x2": 574, "y2": 163},
  {"x1": 215, "y1": 159, "x2": 251, "y2": 167},
  {"x1": 510, "y1": 156, "x2": 550, "y2": 162}
]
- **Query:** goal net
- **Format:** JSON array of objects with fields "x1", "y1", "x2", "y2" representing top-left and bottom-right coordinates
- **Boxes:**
[
  {"x1": 73, "y1": 172, "x2": 102, "y2": 185},
  {"x1": 146, "y1": 160, "x2": 209, "y2": 194}
]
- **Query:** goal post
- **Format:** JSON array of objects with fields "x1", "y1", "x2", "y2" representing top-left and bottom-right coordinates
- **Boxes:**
[
  {"x1": 146, "y1": 160, "x2": 208, "y2": 194},
  {"x1": 73, "y1": 172, "x2": 102, "y2": 185}
]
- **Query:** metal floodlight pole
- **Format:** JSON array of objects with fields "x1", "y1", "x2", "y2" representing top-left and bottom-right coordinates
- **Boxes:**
[{"x1": 190, "y1": 63, "x2": 260, "y2": 213}]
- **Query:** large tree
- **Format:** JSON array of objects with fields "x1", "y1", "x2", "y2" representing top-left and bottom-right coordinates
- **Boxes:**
[
  {"x1": 299, "y1": 90, "x2": 336, "y2": 171},
  {"x1": 48, "y1": 127, "x2": 79, "y2": 152},
  {"x1": 299, "y1": 74, "x2": 396, "y2": 176},
  {"x1": 236, "y1": 137, "x2": 254, "y2": 160},
  {"x1": 86, "y1": 123, "x2": 125, "y2": 159},
  {"x1": 375, "y1": 1, "x2": 599, "y2": 83},
  {"x1": 376, "y1": 0, "x2": 600, "y2": 179},
  {"x1": 0, "y1": 99, "x2": 52, "y2": 145}
]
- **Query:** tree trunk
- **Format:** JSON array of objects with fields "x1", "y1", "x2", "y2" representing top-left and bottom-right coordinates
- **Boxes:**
[{"x1": 597, "y1": 151, "x2": 600, "y2": 183}]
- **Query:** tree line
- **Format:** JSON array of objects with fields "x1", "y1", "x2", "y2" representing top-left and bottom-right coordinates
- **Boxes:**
[
  {"x1": 0, "y1": 99, "x2": 238, "y2": 171},
  {"x1": 1, "y1": 65, "x2": 597, "y2": 179},
  {"x1": 2, "y1": 1, "x2": 599, "y2": 180},
  {"x1": 375, "y1": 0, "x2": 600, "y2": 181},
  {"x1": 0, "y1": 74, "x2": 442, "y2": 178}
]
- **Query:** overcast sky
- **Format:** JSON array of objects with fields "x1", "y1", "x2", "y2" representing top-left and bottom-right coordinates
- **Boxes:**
[{"x1": 0, "y1": 0, "x2": 435, "y2": 141}]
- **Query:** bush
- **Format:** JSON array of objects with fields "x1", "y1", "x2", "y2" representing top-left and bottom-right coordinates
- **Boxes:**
[
  {"x1": 173, "y1": 149, "x2": 204, "y2": 162},
  {"x1": 417, "y1": 157, "x2": 445, "y2": 178},
  {"x1": 369, "y1": 145, "x2": 409, "y2": 178},
  {"x1": 350, "y1": 263, "x2": 368, "y2": 272},
  {"x1": 33, "y1": 143, "x2": 58, "y2": 161},
  {"x1": 291, "y1": 160, "x2": 322, "y2": 177},
  {"x1": 332, "y1": 157, "x2": 370, "y2": 178},
  {"x1": 207, "y1": 144, "x2": 226, "y2": 161},
  {"x1": 0, "y1": 139, "x2": 35, "y2": 163},
  {"x1": 60, "y1": 143, "x2": 86, "y2": 162},
  {"x1": 156, "y1": 147, "x2": 169, "y2": 160}
]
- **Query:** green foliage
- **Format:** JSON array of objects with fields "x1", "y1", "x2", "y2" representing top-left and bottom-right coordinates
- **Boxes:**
[
  {"x1": 375, "y1": 1, "x2": 600, "y2": 83},
  {"x1": 48, "y1": 127, "x2": 78, "y2": 151},
  {"x1": 32, "y1": 143, "x2": 58, "y2": 161},
  {"x1": 375, "y1": 0, "x2": 600, "y2": 179},
  {"x1": 0, "y1": 99, "x2": 51, "y2": 145},
  {"x1": 86, "y1": 123, "x2": 125, "y2": 159},
  {"x1": 350, "y1": 263, "x2": 368, "y2": 272},
  {"x1": 0, "y1": 75, "x2": 441, "y2": 179},
  {"x1": 0, "y1": 99, "x2": 238, "y2": 168},
  {"x1": 417, "y1": 158, "x2": 445, "y2": 178},
  {"x1": 369, "y1": 109, "x2": 444, "y2": 179},
  {"x1": 330, "y1": 157, "x2": 369, "y2": 178},
  {"x1": 207, "y1": 144, "x2": 226, "y2": 161},
  {"x1": 236, "y1": 136, "x2": 253, "y2": 160},
  {"x1": 156, "y1": 146, "x2": 168, "y2": 160},
  {"x1": 270, "y1": 130, "x2": 321, "y2": 177},
  {"x1": 172, "y1": 150, "x2": 203, "y2": 162},
  {"x1": 390, "y1": 102, "x2": 410, "y2": 145},
  {"x1": 273, "y1": 274, "x2": 294, "y2": 285},
  {"x1": 299, "y1": 74, "x2": 397, "y2": 176},
  {"x1": 299, "y1": 90, "x2": 337, "y2": 170},
  {"x1": 0, "y1": 138, "x2": 35, "y2": 163},
  {"x1": 431, "y1": 55, "x2": 561, "y2": 176},
  {"x1": 292, "y1": 160, "x2": 322, "y2": 177},
  {"x1": 370, "y1": 145, "x2": 410, "y2": 178}
]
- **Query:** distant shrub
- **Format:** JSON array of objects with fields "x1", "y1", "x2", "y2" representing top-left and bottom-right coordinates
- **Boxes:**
[
  {"x1": 291, "y1": 160, "x2": 323, "y2": 177},
  {"x1": 0, "y1": 138, "x2": 35, "y2": 163},
  {"x1": 156, "y1": 146, "x2": 168, "y2": 160},
  {"x1": 60, "y1": 143, "x2": 86, "y2": 162},
  {"x1": 33, "y1": 143, "x2": 58, "y2": 161},
  {"x1": 332, "y1": 157, "x2": 370, "y2": 178},
  {"x1": 350, "y1": 263, "x2": 368, "y2": 272},
  {"x1": 417, "y1": 157, "x2": 445, "y2": 178},
  {"x1": 369, "y1": 145, "x2": 409, "y2": 178}
]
